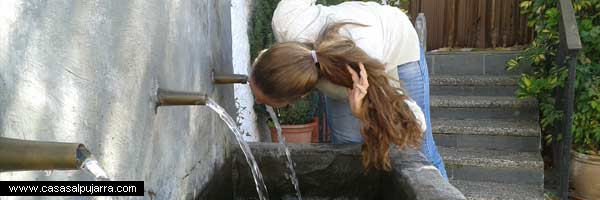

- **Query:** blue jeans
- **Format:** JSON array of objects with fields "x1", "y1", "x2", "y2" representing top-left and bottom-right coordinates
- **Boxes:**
[
  {"x1": 324, "y1": 48, "x2": 448, "y2": 179},
  {"x1": 396, "y1": 48, "x2": 448, "y2": 179}
]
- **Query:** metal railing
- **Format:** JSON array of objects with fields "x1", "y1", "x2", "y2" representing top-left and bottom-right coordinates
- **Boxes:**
[{"x1": 556, "y1": 0, "x2": 582, "y2": 199}]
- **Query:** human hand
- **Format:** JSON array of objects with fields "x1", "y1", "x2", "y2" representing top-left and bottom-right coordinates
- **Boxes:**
[{"x1": 346, "y1": 63, "x2": 369, "y2": 117}]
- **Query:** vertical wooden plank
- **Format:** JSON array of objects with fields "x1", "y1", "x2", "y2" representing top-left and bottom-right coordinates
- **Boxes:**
[
  {"x1": 484, "y1": 0, "x2": 492, "y2": 48},
  {"x1": 458, "y1": 0, "x2": 467, "y2": 48},
  {"x1": 502, "y1": 0, "x2": 510, "y2": 46},
  {"x1": 477, "y1": 0, "x2": 487, "y2": 48},
  {"x1": 469, "y1": 0, "x2": 478, "y2": 47},
  {"x1": 496, "y1": 0, "x2": 503, "y2": 47},
  {"x1": 408, "y1": 0, "x2": 419, "y2": 21},
  {"x1": 498, "y1": 0, "x2": 504, "y2": 47},
  {"x1": 423, "y1": 0, "x2": 444, "y2": 50},
  {"x1": 490, "y1": 0, "x2": 495, "y2": 48},
  {"x1": 509, "y1": 0, "x2": 517, "y2": 46},
  {"x1": 437, "y1": 0, "x2": 447, "y2": 48},
  {"x1": 446, "y1": 0, "x2": 457, "y2": 47}
]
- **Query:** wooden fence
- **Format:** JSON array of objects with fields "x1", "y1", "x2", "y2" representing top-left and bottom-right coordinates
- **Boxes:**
[{"x1": 408, "y1": 0, "x2": 534, "y2": 50}]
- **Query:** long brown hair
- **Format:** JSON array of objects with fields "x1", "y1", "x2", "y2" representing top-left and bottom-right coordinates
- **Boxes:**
[{"x1": 252, "y1": 23, "x2": 422, "y2": 170}]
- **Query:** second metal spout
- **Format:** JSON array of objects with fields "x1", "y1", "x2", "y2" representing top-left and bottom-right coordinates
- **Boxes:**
[
  {"x1": 156, "y1": 88, "x2": 208, "y2": 106},
  {"x1": 0, "y1": 137, "x2": 88, "y2": 172},
  {"x1": 212, "y1": 72, "x2": 248, "y2": 84}
]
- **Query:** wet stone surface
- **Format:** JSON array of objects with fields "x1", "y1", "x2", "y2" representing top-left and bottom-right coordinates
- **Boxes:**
[{"x1": 229, "y1": 143, "x2": 465, "y2": 200}]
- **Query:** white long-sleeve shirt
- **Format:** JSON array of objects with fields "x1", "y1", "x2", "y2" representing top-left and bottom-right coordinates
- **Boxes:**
[
  {"x1": 271, "y1": 0, "x2": 426, "y2": 132},
  {"x1": 272, "y1": 0, "x2": 420, "y2": 99},
  {"x1": 272, "y1": 0, "x2": 420, "y2": 66}
]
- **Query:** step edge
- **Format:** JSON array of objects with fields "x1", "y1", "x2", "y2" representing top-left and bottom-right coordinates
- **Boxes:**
[{"x1": 439, "y1": 147, "x2": 544, "y2": 169}]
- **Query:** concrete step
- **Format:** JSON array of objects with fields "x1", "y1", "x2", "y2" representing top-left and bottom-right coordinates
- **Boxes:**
[
  {"x1": 434, "y1": 133, "x2": 540, "y2": 152},
  {"x1": 430, "y1": 95, "x2": 535, "y2": 109},
  {"x1": 430, "y1": 75, "x2": 520, "y2": 86},
  {"x1": 426, "y1": 51, "x2": 531, "y2": 76},
  {"x1": 430, "y1": 75, "x2": 519, "y2": 96},
  {"x1": 440, "y1": 146, "x2": 544, "y2": 185},
  {"x1": 432, "y1": 118, "x2": 540, "y2": 137},
  {"x1": 430, "y1": 95, "x2": 538, "y2": 120},
  {"x1": 432, "y1": 118, "x2": 540, "y2": 151},
  {"x1": 450, "y1": 180, "x2": 544, "y2": 200}
]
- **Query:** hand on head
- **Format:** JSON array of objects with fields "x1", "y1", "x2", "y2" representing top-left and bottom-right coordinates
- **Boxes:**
[{"x1": 346, "y1": 63, "x2": 369, "y2": 117}]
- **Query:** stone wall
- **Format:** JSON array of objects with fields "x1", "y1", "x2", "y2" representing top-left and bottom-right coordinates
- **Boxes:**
[{"x1": 0, "y1": 0, "x2": 234, "y2": 199}]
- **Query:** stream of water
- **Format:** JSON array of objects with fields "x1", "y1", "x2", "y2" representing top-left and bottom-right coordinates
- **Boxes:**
[
  {"x1": 207, "y1": 98, "x2": 269, "y2": 200},
  {"x1": 266, "y1": 106, "x2": 302, "y2": 200},
  {"x1": 78, "y1": 98, "x2": 274, "y2": 200},
  {"x1": 81, "y1": 157, "x2": 111, "y2": 181}
]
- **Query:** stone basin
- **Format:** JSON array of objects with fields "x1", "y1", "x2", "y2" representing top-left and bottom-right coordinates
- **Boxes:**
[{"x1": 199, "y1": 142, "x2": 465, "y2": 200}]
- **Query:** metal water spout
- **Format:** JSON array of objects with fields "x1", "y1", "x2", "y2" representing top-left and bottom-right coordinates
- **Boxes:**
[
  {"x1": 212, "y1": 71, "x2": 248, "y2": 84},
  {"x1": 0, "y1": 137, "x2": 90, "y2": 171},
  {"x1": 155, "y1": 71, "x2": 246, "y2": 107},
  {"x1": 156, "y1": 88, "x2": 208, "y2": 106}
]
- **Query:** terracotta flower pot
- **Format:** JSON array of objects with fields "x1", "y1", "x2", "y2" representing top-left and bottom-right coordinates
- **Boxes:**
[
  {"x1": 270, "y1": 118, "x2": 318, "y2": 144},
  {"x1": 571, "y1": 151, "x2": 600, "y2": 199}
]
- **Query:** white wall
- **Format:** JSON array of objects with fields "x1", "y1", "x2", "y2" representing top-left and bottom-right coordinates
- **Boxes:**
[{"x1": 231, "y1": 0, "x2": 259, "y2": 142}]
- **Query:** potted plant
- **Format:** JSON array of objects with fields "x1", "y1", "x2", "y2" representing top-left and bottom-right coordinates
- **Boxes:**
[
  {"x1": 270, "y1": 92, "x2": 320, "y2": 144},
  {"x1": 267, "y1": 92, "x2": 320, "y2": 144},
  {"x1": 569, "y1": 74, "x2": 600, "y2": 199}
]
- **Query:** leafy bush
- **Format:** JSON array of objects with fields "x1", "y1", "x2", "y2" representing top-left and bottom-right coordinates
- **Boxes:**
[{"x1": 507, "y1": 0, "x2": 600, "y2": 155}]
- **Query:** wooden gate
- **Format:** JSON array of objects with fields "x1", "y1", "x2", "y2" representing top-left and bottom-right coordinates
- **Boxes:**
[{"x1": 408, "y1": 0, "x2": 533, "y2": 50}]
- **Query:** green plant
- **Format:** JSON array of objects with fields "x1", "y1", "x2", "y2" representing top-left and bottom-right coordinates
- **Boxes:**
[
  {"x1": 508, "y1": 0, "x2": 600, "y2": 155},
  {"x1": 272, "y1": 92, "x2": 319, "y2": 125},
  {"x1": 255, "y1": 91, "x2": 319, "y2": 126}
]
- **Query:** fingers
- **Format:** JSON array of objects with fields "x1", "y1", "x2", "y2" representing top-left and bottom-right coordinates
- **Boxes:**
[
  {"x1": 358, "y1": 63, "x2": 369, "y2": 86},
  {"x1": 347, "y1": 64, "x2": 368, "y2": 86},
  {"x1": 347, "y1": 65, "x2": 360, "y2": 84},
  {"x1": 347, "y1": 64, "x2": 369, "y2": 96},
  {"x1": 354, "y1": 83, "x2": 367, "y2": 95}
]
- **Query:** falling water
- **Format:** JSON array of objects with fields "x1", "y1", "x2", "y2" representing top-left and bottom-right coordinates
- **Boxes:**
[
  {"x1": 77, "y1": 145, "x2": 111, "y2": 181},
  {"x1": 206, "y1": 98, "x2": 269, "y2": 200},
  {"x1": 44, "y1": 170, "x2": 53, "y2": 176},
  {"x1": 81, "y1": 157, "x2": 111, "y2": 181},
  {"x1": 266, "y1": 106, "x2": 302, "y2": 200}
]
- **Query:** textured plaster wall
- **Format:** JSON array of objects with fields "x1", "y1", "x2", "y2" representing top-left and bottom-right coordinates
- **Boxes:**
[
  {"x1": 231, "y1": 0, "x2": 258, "y2": 142},
  {"x1": 0, "y1": 0, "x2": 234, "y2": 199}
]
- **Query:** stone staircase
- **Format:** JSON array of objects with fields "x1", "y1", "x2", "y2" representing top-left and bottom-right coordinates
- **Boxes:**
[{"x1": 427, "y1": 51, "x2": 544, "y2": 200}]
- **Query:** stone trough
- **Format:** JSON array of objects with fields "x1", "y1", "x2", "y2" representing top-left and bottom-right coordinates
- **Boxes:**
[{"x1": 200, "y1": 142, "x2": 465, "y2": 200}]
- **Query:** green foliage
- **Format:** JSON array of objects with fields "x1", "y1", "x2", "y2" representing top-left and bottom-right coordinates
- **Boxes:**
[
  {"x1": 254, "y1": 91, "x2": 319, "y2": 126},
  {"x1": 272, "y1": 92, "x2": 319, "y2": 125},
  {"x1": 249, "y1": 0, "x2": 279, "y2": 61},
  {"x1": 508, "y1": 0, "x2": 600, "y2": 155}
]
